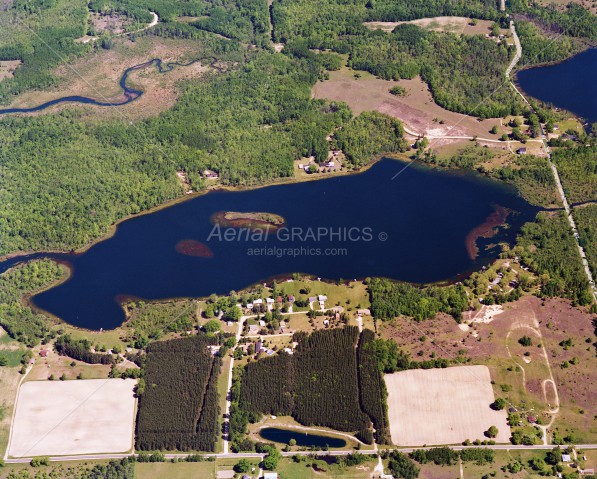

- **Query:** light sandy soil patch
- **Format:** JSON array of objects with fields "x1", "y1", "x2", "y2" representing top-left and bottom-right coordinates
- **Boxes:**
[
  {"x1": 8, "y1": 378, "x2": 137, "y2": 457},
  {"x1": 385, "y1": 365, "x2": 510, "y2": 446},
  {"x1": 5, "y1": 37, "x2": 211, "y2": 121},
  {"x1": 0, "y1": 60, "x2": 22, "y2": 80},
  {"x1": 90, "y1": 12, "x2": 131, "y2": 34},
  {"x1": 313, "y1": 71, "x2": 507, "y2": 145},
  {"x1": 364, "y1": 16, "x2": 509, "y2": 38}
]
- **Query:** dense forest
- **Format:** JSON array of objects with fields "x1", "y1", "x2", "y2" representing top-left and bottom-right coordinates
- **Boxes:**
[
  {"x1": 239, "y1": 327, "x2": 387, "y2": 441},
  {"x1": 573, "y1": 204, "x2": 597, "y2": 279},
  {"x1": 512, "y1": 211, "x2": 593, "y2": 305},
  {"x1": 367, "y1": 277, "x2": 469, "y2": 322},
  {"x1": 0, "y1": 259, "x2": 63, "y2": 346},
  {"x1": 349, "y1": 25, "x2": 522, "y2": 118},
  {"x1": 136, "y1": 333, "x2": 221, "y2": 451},
  {"x1": 552, "y1": 146, "x2": 597, "y2": 204},
  {"x1": 55, "y1": 334, "x2": 115, "y2": 364}
]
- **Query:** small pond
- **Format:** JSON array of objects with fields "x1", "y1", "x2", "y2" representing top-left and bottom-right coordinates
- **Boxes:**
[{"x1": 259, "y1": 427, "x2": 347, "y2": 448}]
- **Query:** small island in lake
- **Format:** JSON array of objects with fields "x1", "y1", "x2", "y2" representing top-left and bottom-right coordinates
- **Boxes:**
[{"x1": 211, "y1": 211, "x2": 286, "y2": 229}]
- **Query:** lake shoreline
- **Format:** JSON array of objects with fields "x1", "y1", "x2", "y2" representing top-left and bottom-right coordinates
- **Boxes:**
[{"x1": 0, "y1": 153, "x2": 393, "y2": 265}]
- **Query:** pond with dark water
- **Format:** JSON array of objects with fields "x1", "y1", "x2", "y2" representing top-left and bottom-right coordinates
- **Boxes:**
[
  {"x1": 516, "y1": 48, "x2": 597, "y2": 125},
  {"x1": 0, "y1": 159, "x2": 539, "y2": 330},
  {"x1": 259, "y1": 427, "x2": 347, "y2": 448}
]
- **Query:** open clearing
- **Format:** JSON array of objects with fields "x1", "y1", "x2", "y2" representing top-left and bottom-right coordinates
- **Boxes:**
[
  {"x1": 4, "y1": 36, "x2": 210, "y2": 121},
  {"x1": 8, "y1": 378, "x2": 136, "y2": 457},
  {"x1": 0, "y1": 60, "x2": 21, "y2": 80},
  {"x1": 385, "y1": 365, "x2": 510, "y2": 446},
  {"x1": 364, "y1": 16, "x2": 509, "y2": 38},
  {"x1": 313, "y1": 70, "x2": 511, "y2": 147}
]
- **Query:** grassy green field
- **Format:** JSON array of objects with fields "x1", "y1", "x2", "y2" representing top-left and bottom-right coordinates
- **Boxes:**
[
  {"x1": 136, "y1": 462, "x2": 217, "y2": 479},
  {"x1": 276, "y1": 457, "x2": 375, "y2": 479},
  {"x1": 278, "y1": 280, "x2": 370, "y2": 312}
]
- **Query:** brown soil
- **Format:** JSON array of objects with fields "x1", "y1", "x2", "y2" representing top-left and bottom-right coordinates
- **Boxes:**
[
  {"x1": 90, "y1": 12, "x2": 131, "y2": 35},
  {"x1": 313, "y1": 71, "x2": 510, "y2": 147},
  {"x1": 364, "y1": 16, "x2": 509, "y2": 38},
  {"x1": 0, "y1": 60, "x2": 21, "y2": 80}
]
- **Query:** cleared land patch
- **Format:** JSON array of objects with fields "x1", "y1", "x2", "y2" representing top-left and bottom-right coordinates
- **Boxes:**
[
  {"x1": 0, "y1": 60, "x2": 21, "y2": 80},
  {"x1": 312, "y1": 70, "x2": 510, "y2": 146},
  {"x1": 8, "y1": 378, "x2": 137, "y2": 457},
  {"x1": 385, "y1": 365, "x2": 510, "y2": 445},
  {"x1": 364, "y1": 16, "x2": 509, "y2": 38}
]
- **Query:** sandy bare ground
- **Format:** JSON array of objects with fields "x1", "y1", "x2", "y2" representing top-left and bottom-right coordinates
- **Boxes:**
[
  {"x1": 364, "y1": 17, "x2": 509, "y2": 38},
  {"x1": 0, "y1": 60, "x2": 21, "y2": 80},
  {"x1": 8, "y1": 379, "x2": 137, "y2": 457},
  {"x1": 313, "y1": 71, "x2": 511, "y2": 147},
  {"x1": 385, "y1": 366, "x2": 510, "y2": 446}
]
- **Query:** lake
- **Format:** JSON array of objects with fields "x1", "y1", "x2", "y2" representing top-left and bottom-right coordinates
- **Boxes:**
[
  {"x1": 0, "y1": 159, "x2": 539, "y2": 330},
  {"x1": 516, "y1": 48, "x2": 597, "y2": 125},
  {"x1": 259, "y1": 427, "x2": 347, "y2": 448}
]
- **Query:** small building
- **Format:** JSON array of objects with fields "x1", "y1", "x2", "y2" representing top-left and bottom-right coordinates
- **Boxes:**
[
  {"x1": 263, "y1": 473, "x2": 278, "y2": 479},
  {"x1": 249, "y1": 324, "x2": 260, "y2": 335},
  {"x1": 207, "y1": 345, "x2": 221, "y2": 356},
  {"x1": 298, "y1": 164, "x2": 304, "y2": 169},
  {"x1": 516, "y1": 147, "x2": 527, "y2": 155},
  {"x1": 255, "y1": 341, "x2": 263, "y2": 354},
  {"x1": 308, "y1": 296, "x2": 316, "y2": 304},
  {"x1": 204, "y1": 170, "x2": 219, "y2": 179},
  {"x1": 562, "y1": 454, "x2": 572, "y2": 463},
  {"x1": 318, "y1": 294, "x2": 327, "y2": 301},
  {"x1": 276, "y1": 296, "x2": 283, "y2": 303},
  {"x1": 527, "y1": 415, "x2": 537, "y2": 424},
  {"x1": 266, "y1": 349, "x2": 275, "y2": 356},
  {"x1": 39, "y1": 350, "x2": 48, "y2": 358},
  {"x1": 253, "y1": 298, "x2": 263, "y2": 305},
  {"x1": 247, "y1": 302, "x2": 254, "y2": 310},
  {"x1": 287, "y1": 294, "x2": 295, "y2": 302}
]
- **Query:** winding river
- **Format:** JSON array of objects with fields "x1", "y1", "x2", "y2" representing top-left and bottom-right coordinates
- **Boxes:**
[
  {"x1": 0, "y1": 58, "x2": 206, "y2": 115},
  {"x1": 0, "y1": 159, "x2": 539, "y2": 330}
]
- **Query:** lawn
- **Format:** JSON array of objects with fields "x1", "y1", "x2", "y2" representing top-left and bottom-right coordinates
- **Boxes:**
[
  {"x1": 278, "y1": 279, "x2": 370, "y2": 313},
  {"x1": 136, "y1": 462, "x2": 217, "y2": 479},
  {"x1": 276, "y1": 457, "x2": 375, "y2": 479}
]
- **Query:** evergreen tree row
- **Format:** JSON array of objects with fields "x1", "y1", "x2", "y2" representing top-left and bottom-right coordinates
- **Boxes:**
[{"x1": 136, "y1": 334, "x2": 221, "y2": 451}]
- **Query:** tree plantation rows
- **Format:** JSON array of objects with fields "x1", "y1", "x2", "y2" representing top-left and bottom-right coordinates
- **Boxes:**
[
  {"x1": 357, "y1": 329, "x2": 391, "y2": 444},
  {"x1": 136, "y1": 334, "x2": 221, "y2": 451},
  {"x1": 239, "y1": 327, "x2": 386, "y2": 442}
]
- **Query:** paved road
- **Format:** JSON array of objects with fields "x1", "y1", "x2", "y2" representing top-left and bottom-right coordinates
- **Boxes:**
[{"x1": 6, "y1": 444, "x2": 597, "y2": 464}]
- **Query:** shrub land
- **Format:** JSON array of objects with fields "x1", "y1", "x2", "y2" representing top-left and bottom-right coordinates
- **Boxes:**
[
  {"x1": 239, "y1": 327, "x2": 388, "y2": 443},
  {"x1": 136, "y1": 333, "x2": 221, "y2": 451}
]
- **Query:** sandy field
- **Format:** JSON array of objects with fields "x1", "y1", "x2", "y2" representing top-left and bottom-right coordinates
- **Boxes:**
[
  {"x1": 385, "y1": 365, "x2": 510, "y2": 446},
  {"x1": 364, "y1": 16, "x2": 509, "y2": 38},
  {"x1": 313, "y1": 70, "x2": 511, "y2": 144},
  {"x1": 8, "y1": 378, "x2": 137, "y2": 457}
]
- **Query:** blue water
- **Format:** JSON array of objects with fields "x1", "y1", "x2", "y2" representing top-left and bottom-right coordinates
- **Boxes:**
[
  {"x1": 0, "y1": 58, "x2": 204, "y2": 115},
  {"x1": 259, "y1": 427, "x2": 347, "y2": 448},
  {"x1": 0, "y1": 159, "x2": 538, "y2": 330},
  {"x1": 516, "y1": 48, "x2": 597, "y2": 125}
]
